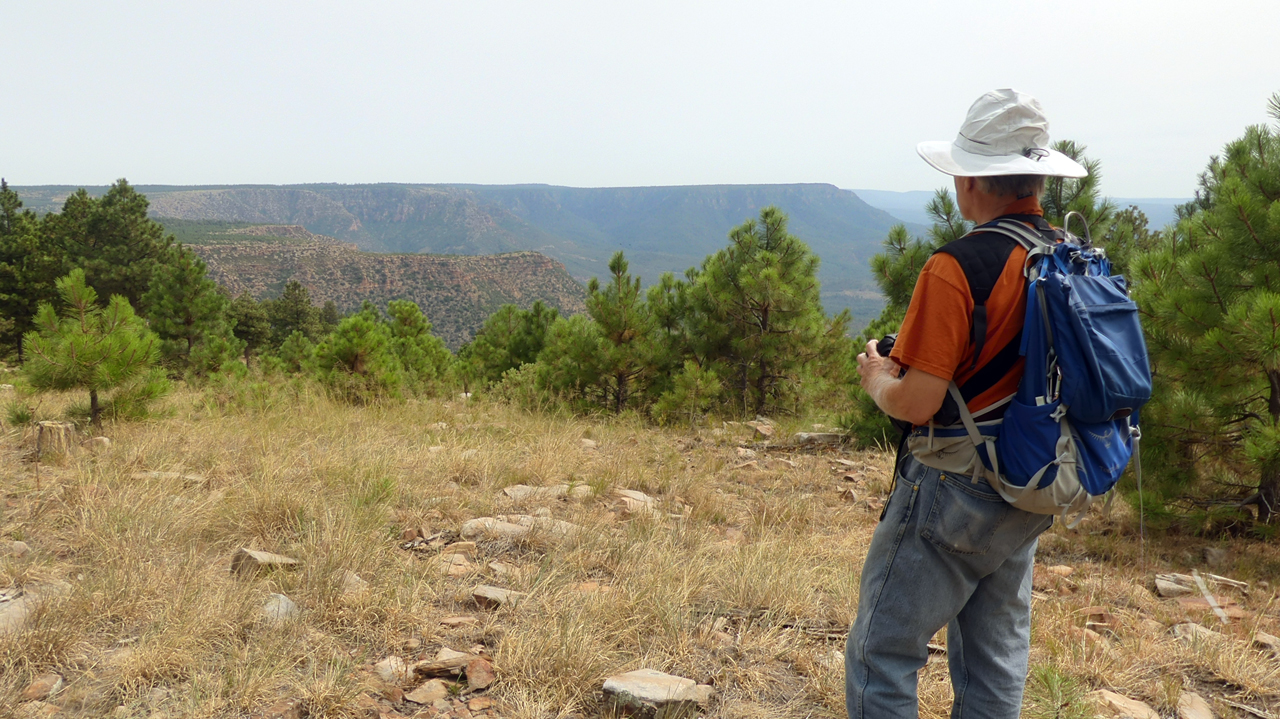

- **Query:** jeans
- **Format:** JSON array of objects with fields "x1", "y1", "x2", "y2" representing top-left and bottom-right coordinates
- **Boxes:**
[{"x1": 845, "y1": 454, "x2": 1051, "y2": 719}]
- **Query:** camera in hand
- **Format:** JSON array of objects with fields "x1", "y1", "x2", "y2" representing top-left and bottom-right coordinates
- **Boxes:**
[{"x1": 876, "y1": 333, "x2": 897, "y2": 357}]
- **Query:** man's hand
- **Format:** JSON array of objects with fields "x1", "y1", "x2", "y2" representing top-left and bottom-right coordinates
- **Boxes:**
[
  {"x1": 857, "y1": 340, "x2": 951, "y2": 426},
  {"x1": 857, "y1": 340, "x2": 902, "y2": 388}
]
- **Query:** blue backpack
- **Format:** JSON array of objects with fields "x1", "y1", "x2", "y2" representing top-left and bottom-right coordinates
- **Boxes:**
[{"x1": 947, "y1": 213, "x2": 1152, "y2": 522}]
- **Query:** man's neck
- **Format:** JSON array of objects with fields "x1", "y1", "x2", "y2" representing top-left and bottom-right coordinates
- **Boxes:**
[{"x1": 969, "y1": 195, "x2": 1043, "y2": 225}]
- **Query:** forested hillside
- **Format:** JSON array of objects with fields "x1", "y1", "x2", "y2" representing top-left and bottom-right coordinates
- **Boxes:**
[{"x1": 14, "y1": 183, "x2": 904, "y2": 326}]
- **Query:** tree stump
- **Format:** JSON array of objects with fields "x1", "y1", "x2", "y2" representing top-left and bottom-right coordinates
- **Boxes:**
[{"x1": 36, "y1": 422, "x2": 77, "y2": 458}]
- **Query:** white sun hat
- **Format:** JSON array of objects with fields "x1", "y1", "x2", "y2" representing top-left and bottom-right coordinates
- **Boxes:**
[{"x1": 917, "y1": 89, "x2": 1088, "y2": 178}]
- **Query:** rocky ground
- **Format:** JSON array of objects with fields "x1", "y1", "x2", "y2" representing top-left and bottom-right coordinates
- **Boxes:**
[{"x1": 1, "y1": 386, "x2": 1278, "y2": 718}]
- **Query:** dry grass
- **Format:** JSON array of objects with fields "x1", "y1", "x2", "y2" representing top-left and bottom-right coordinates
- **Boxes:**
[{"x1": 1, "y1": 385, "x2": 1278, "y2": 718}]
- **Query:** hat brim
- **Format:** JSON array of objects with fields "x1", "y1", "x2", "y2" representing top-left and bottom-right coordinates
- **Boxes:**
[{"x1": 917, "y1": 141, "x2": 1088, "y2": 178}]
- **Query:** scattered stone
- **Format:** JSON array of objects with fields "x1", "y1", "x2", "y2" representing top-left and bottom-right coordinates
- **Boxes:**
[
  {"x1": 10, "y1": 540, "x2": 31, "y2": 558},
  {"x1": 15, "y1": 701, "x2": 61, "y2": 718},
  {"x1": 568, "y1": 484, "x2": 593, "y2": 499},
  {"x1": 1177, "y1": 691, "x2": 1213, "y2": 719},
  {"x1": 1177, "y1": 595, "x2": 1247, "y2": 620},
  {"x1": 1078, "y1": 606, "x2": 1120, "y2": 635},
  {"x1": 733, "y1": 460, "x2": 759, "y2": 471},
  {"x1": 461, "y1": 518, "x2": 529, "y2": 542},
  {"x1": 460, "y1": 449, "x2": 478, "y2": 460},
  {"x1": 80, "y1": 436, "x2": 111, "y2": 454},
  {"x1": 402, "y1": 638, "x2": 423, "y2": 652},
  {"x1": 792, "y1": 432, "x2": 842, "y2": 446},
  {"x1": 615, "y1": 489, "x2": 659, "y2": 516},
  {"x1": 1172, "y1": 622, "x2": 1226, "y2": 646},
  {"x1": 580, "y1": 438, "x2": 598, "y2": 449},
  {"x1": 261, "y1": 593, "x2": 298, "y2": 623},
  {"x1": 230, "y1": 548, "x2": 299, "y2": 577},
  {"x1": 839, "y1": 488, "x2": 858, "y2": 503},
  {"x1": 1156, "y1": 574, "x2": 1196, "y2": 598},
  {"x1": 438, "y1": 554, "x2": 475, "y2": 577},
  {"x1": 375, "y1": 656, "x2": 412, "y2": 685},
  {"x1": 467, "y1": 696, "x2": 494, "y2": 712},
  {"x1": 21, "y1": 674, "x2": 64, "y2": 701},
  {"x1": 840, "y1": 472, "x2": 862, "y2": 482},
  {"x1": 1088, "y1": 690, "x2": 1160, "y2": 719},
  {"x1": 745, "y1": 420, "x2": 774, "y2": 440},
  {"x1": 764, "y1": 458, "x2": 796, "y2": 471},
  {"x1": 465, "y1": 657, "x2": 496, "y2": 689},
  {"x1": 400, "y1": 527, "x2": 422, "y2": 542},
  {"x1": 260, "y1": 698, "x2": 304, "y2": 719},
  {"x1": 441, "y1": 615, "x2": 479, "y2": 628},
  {"x1": 1252, "y1": 630, "x2": 1280, "y2": 654},
  {"x1": 0, "y1": 581, "x2": 70, "y2": 637},
  {"x1": 603, "y1": 669, "x2": 714, "y2": 717},
  {"x1": 736, "y1": 447, "x2": 757, "y2": 459},
  {"x1": 486, "y1": 561, "x2": 521, "y2": 580},
  {"x1": 405, "y1": 679, "x2": 449, "y2": 705},
  {"x1": 1140, "y1": 618, "x2": 1166, "y2": 636},
  {"x1": 444, "y1": 541, "x2": 477, "y2": 559},
  {"x1": 1046, "y1": 565, "x2": 1074, "y2": 577},
  {"x1": 354, "y1": 693, "x2": 383, "y2": 718},
  {"x1": 1067, "y1": 626, "x2": 1107, "y2": 647},
  {"x1": 0, "y1": 383, "x2": 12, "y2": 392},
  {"x1": 472, "y1": 585, "x2": 526, "y2": 609},
  {"x1": 572, "y1": 581, "x2": 612, "y2": 594},
  {"x1": 341, "y1": 571, "x2": 370, "y2": 598},
  {"x1": 414, "y1": 647, "x2": 477, "y2": 677},
  {"x1": 1203, "y1": 546, "x2": 1229, "y2": 568}
]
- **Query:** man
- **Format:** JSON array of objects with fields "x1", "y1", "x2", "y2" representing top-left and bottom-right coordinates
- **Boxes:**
[{"x1": 845, "y1": 89, "x2": 1088, "y2": 719}]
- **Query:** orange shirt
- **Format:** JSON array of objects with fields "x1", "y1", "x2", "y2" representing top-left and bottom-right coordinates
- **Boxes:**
[{"x1": 889, "y1": 196, "x2": 1043, "y2": 415}]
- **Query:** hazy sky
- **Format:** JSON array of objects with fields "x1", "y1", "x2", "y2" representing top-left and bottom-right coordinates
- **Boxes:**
[{"x1": 5, "y1": 1, "x2": 1278, "y2": 197}]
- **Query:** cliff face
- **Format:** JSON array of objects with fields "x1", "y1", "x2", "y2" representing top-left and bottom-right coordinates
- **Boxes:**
[{"x1": 190, "y1": 238, "x2": 585, "y2": 348}]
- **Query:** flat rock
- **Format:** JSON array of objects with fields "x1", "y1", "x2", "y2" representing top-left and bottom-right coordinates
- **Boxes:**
[
  {"x1": 792, "y1": 432, "x2": 842, "y2": 446},
  {"x1": 230, "y1": 548, "x2": 299, "y2": 577},
  {"x1": 10, "y1": 540, "x2": 31, "y2": 558},
  {"x1": 437, "y1": 554, "x2": 475, "y2": 577},
  {"x1": 1177, "y1": 691, "x2": 1213, "y2": 719},
  {"x1": 0, "y1": 582, "x2": 70, "y2": 636},
  {"x1": 745, "y1": 420, "x2": 774, "y2": 439},
  {"x1": 341, "y1": 571, "x2": 370, "y2": 598},
  {"x1": 262, "y1": 593, "x2": 298, "y2": 623},
  {"x1": 15, "y1": 701, "x2": 61, "y2": 718},
  {"x1": 603, "y1": 669, "x2": 714, "y2": 716},
  {"x1": 736, "y1": 447, "x2": 757, "y2": 459},
  {"x1": 81, "y1": 436, "x2": 112, "y2": 454},
  {"x1": 21, "y1": 674, "x2": 64, "y2": 701},
  {"x1": 472, "y1": 585, "x2": 526, "y2": 609},
  {"x1": 468, "y1": 696, "x2": 495, "y2": 712},
  {"x1": 375, "y1": 656, "x2": 412, "y2": 685},
  {"x1": 1155, "y1": 574, "x2": 1195, "y2": 598},
  {"x1": 440, "y1": 615, "x2": 478, "y2": 628},
  {"x1": 460, "y1": 518, "x2": 529, "y2": 541},
  {"x1": 1177, "y1": 595, "x2": 1247, "y2": 619},
  {"x1": 487, "y1": 561, "x2": 521, "y2": 579},
  {"x1": 502, "y1": 484, "x2": 569, "y2": 502},
  {"x1": 405, "y1": 679, "x2": 449, "y2": 705},
  {"x1": 580, "y1": 438, "x2": 598, "y2": 449},
  {"x1": 1252, "y1": 630, "x2": 1280, "y2": 654},
  {"x1": 763, "y1": 458, "x2": 796, "y2": 471},
  {"x1": 414, "y1": 647, "x2": 477, "y2": 677},
  {"x1": 1088, "y1": 689, "x2": 1160, "y2": 719},
  {"x1": 1046, "y1": 565, "x2": 1074, "y2": 577},
  {"x1": 1172, "y1": 622, "x2": 1225, "y2": 646},
  {"x1": 465, "y1": 657, "x2": 496, "y2": 689}
]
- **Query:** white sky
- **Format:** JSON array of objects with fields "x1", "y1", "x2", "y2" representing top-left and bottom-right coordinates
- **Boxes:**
[{"x1": 4, "y1": 1, "x2": 1278, "y2": 197}]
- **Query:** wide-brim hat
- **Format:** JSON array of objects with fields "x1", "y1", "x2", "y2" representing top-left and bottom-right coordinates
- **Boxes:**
[{"x1": 917, "y1": 89, "x2": 1088, "y2": 178}]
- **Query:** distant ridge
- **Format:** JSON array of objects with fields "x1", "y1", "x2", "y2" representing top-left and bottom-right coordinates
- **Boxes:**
[{"x1": 15, "y1": 183, "x2": 909, "y2": 326}]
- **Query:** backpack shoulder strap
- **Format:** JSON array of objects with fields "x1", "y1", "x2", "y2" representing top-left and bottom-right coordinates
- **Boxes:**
[{"x1": 927, "y1": 215, "x2": 1055, "y2": 425}]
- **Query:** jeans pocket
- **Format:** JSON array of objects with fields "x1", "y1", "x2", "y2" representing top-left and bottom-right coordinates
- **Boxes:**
[{"x1": 920, "y1": 473, "x2": 1012, "y2": 555}]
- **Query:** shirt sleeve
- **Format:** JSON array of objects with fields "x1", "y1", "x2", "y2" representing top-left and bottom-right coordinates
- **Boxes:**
[{"x1": 888, "y1": 253, "x2": 973, "y2": 382}]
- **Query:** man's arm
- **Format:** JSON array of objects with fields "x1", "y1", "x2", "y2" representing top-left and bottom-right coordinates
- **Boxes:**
[{"x1": 856, "y1": 340, "x2": 951, "y2": 426}]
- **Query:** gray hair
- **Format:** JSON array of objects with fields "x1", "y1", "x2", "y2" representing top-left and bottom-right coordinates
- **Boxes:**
[{"x1": 976, "y1": 174, "x2": 1046, "y2": 199}]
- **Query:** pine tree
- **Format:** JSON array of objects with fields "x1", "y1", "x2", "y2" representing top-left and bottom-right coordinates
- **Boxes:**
[
  {"x1": 319, "y1": 300, "x2": 341, "y2": 334},
  {"x1": 266, "y1": 280, "x2": 321, "y2": 346},
  {"x1": 0, "y1": 180, "x2": 64, "y2": 359},
  {"x1": 1132, "y1": 93, "x2": 1280, "y2": 523},
  {"x1": 312, "y1": 306, "x2": 403, "y2": 402},
  {"x1": 536, "y1": 314, "x2": 607, "y2": 407},
  {"x1": 469, "y1": 302, "x2": 559, "y2": 386},
  {"x1": 44, "y1": 180, "x2": 172, "y2": 310},
  {"x1": 1042, "y1": 140, "x2": 1116, "y2": 235},
  {"x1": 585, "y1": 252, "x2": 654, "y2": 413},
  {"x1": 142, "y1": 245, "x2": 243, "y2": 374},
  {"x1": 23, "y1": 269, "x2": 164, "y2": 427},
  {"x1": 386, "y1": 300, "x2": 452, "y2": 393},
  {"x1": 687, "y1": 207, "x2": 833, "y2": 416},
  {"x1": 228, "y1": 292, "x2": 271, "y2": 365}
]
